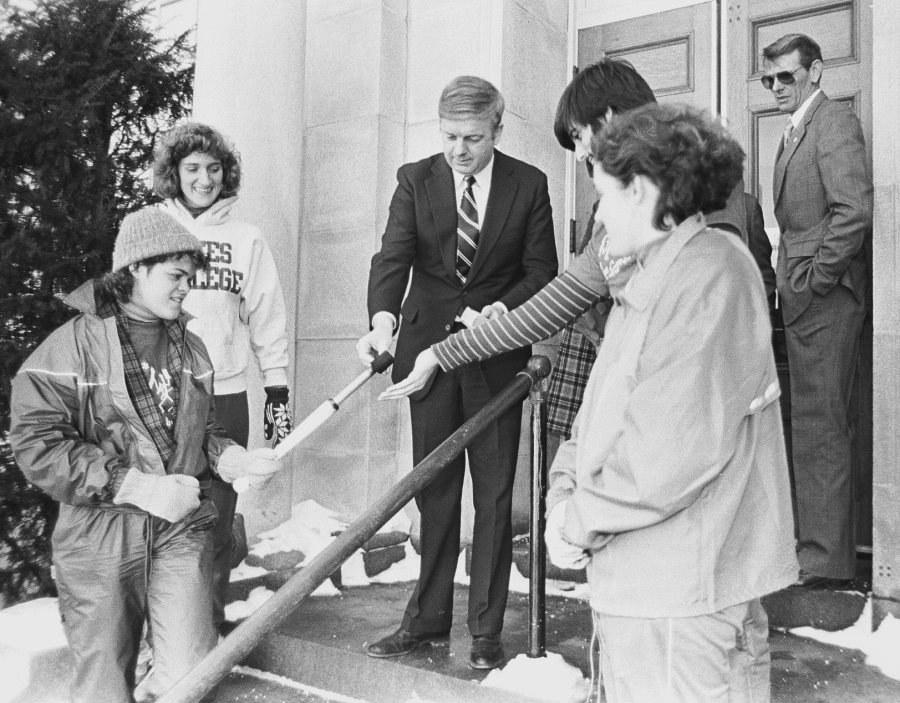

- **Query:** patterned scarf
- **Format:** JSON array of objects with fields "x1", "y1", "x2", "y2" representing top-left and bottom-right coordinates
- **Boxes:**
[{"x1": 97, "y1": 295, "x2": 185, "y2": 468}]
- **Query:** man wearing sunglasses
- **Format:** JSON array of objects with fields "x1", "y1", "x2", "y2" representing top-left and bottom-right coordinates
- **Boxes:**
[{"x1": 762, "y1": 33, "x2": 871, "y2": 591}]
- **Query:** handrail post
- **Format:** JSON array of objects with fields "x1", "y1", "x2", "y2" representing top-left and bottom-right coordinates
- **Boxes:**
[{"x1": 527, "y1": 356, "x2": 550, "y2": 658}]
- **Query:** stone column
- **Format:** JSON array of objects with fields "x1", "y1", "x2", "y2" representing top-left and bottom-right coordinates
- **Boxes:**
[
  {"x1": 192, "y1": 0, "x2": 306, "y2": 534},
  {"x1": 291, "y1": 0, "x2": 410, "y2": 521},
  {"x1": 872, "y1": 0, "x2": 900, "y2": 623}
]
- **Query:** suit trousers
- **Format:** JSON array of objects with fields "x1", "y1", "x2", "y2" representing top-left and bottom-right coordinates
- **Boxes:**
[
  {"x1": 784, "y1": 284, "x2": 865, "y2": 578},
  {"x1": 593, "y1": 599, "x2": 770, "y2": 703},
  {"x1": 402, "y1": 362, "x2": 523, "y2": 637}
]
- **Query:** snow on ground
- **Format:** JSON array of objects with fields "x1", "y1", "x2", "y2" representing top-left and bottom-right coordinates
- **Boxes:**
[
  {"x1": 230, "y1": 561, "x2": 270, "y2": 582},
  {"x1": 6, "y1": 498, "x2": 900, "y2": 703},
  {"x1": 788, "y1": 599, "x2": 900, "y2": 681},
  {"x1": 0, "y1": 597, "x2": 67, "y2": 652},
  {"x1": 0, "y1": 598, "x2": 69, "y2": 703},
  {"x1": 248, "y1": 499, "x2": 350, "y2": 562},
  {"x1": 482, "y1": 651, "x2": 591, "y2": 703}
]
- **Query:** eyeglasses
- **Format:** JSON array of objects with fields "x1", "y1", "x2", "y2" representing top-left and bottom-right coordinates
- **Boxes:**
[{"x1": 760, "y1": 66, "x2": 804, "y2": 90}]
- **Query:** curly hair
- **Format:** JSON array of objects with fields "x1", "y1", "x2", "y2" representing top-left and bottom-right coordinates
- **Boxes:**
[
  {"x1": 591, "y1": 103, "x2": 745, "y2": 230},
  {"x1": 100, "y1": 250, "x2": 210, "y2": 305},
  {"x1": 153, "y1": 122, "x2": 242, "y2": 200}
]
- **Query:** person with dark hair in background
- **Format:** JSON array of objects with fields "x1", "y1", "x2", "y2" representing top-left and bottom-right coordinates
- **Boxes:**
[
  {"x1": 357, "y1": 75, "x2": 557, "y2": 670},
  {"x1": 762, "y1": 33, "x2": 871, "y2": 590},
  {"x1": 544, "y1": 102, "x2": 796, "y2": 702},
  {"x1": 9, "y1": 207, "x2": 283, "y2": 702},
  {"x1": 542, "y1": 59, "x2": 654, "y2": 447},
  {"x1": 153, "y1": 122, "x2": 294, "y2": 630}
]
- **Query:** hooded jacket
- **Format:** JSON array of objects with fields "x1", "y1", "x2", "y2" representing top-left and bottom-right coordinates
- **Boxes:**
[
  {"x1": 10, "y1": 280, "x2": 235, "y2": 509},
  {"x1": 160, "y1": 198, "x2": 290, "y2": 394},
  {"x1": 547, "y1": 217, "x2": 798, "y2": 618}
]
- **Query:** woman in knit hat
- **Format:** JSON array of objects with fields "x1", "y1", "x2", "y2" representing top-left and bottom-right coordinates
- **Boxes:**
[
  {"x1": 9, "y1": 206, "x2": 284, "y2": 702},
  {"x1": 152, "y1": 122, "x2": 293, "y2": 632}
]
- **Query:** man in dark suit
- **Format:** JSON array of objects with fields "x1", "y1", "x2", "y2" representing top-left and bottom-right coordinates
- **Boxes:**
[
  {"x1": 763, "y1": 33, "x2": 872, "y2": 589},
  {"x1": 356, "y1": 75, "x2": 557, "y2": 669}
]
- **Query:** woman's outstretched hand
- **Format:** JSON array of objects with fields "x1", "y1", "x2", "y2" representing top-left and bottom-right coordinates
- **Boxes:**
[{"x1": 379, "y1": 348, "x2": 439, "y2": 400}]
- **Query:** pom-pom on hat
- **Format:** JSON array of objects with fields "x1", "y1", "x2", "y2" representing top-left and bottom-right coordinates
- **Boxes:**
[{"x1": 112, "y1": 207, "x2": 202, "y2": 271}]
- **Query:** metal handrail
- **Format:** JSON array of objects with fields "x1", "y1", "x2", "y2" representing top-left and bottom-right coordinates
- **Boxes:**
[{"x1": 159, "y1": 355, "x2": 551, "y2": 703}]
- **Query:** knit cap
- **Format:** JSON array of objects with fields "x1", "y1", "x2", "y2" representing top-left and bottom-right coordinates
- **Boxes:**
[{"x1": 112, "y1": 207, "x2": 203, "y2": 271}]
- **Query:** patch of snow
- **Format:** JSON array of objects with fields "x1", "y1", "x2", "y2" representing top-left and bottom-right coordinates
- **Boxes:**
[
  {"x1": 0, "y1": 598, "x2": 67, "y2": 652},
  {"x1": 310, "y1": 579, "x2": 342, "y2": 598},
  {"x1": 339, "y1": 551, "x2": 371, "y2": 587},
  {"x1": 248, "y1": 500, "x2": 348, "y2": 563},
  {"x1": 230, "y1": 561, "x2": 269, "y2": 582},
  {"x1": 790, "y1": 600, "x2": 900, "y2": 681},
  {"x1": 0, "y1": 599, "x2": 69, "y2": 703},
  {"x1": 865, "y1": 614, "x2": 900, "y2": 680},
  {"x1": 368, "y1": 550, "x2": 421, "y2": 584},
  {"x1": 482, "y1": 651, "x2": 591, "y2": 703},
  {"x1": 224, "y1": 586, "x2": 274, "y2": 622}
]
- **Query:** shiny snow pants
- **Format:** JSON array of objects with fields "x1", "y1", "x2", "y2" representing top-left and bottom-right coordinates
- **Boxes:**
[{"x1": 52, "y1": 502, "x2": 217, "y2": 703}]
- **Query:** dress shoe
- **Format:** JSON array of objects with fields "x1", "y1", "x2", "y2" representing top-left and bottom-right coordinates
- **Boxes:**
[
  {"x1": 790, "y1": 570, "x2": 854, "y2": 591},
  {"x1": 365, "y1": 628, "x2": 449, "y2": 658},
  {"x1": 469, "y1": 634, "x2": 504, "y2": 670}
]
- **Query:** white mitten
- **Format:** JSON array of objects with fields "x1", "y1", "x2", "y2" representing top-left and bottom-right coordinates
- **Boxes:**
[
  {"x1": 244, "y1": 447, "x2": 281, "y2": 488},
  {"x1": 113, "y1": 470, "x2": 200, "y2": 523},
  {"x1": 545, "y1": 500, "x2": 589, "y2": 570},
  {"x1": 216, "y1": 445, "x2": 282, "y2": 490}
]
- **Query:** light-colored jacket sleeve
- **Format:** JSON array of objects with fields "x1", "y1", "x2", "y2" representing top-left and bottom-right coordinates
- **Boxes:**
[
  {"x1": 241, "y1": 235, "x2": 290, "y2": 387},
  {"x1": 546, "y1": 433, "x2": 578, "y2": 514},
  {"x1": 563, "y1": 247, "x2": 772, "y2": 549},
  {"x1": 10, "y1": 328, "x2": 126, "y2": 505}
]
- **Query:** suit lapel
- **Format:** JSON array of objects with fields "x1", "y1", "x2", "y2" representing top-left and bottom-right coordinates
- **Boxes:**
[
  {"x1": 467, "y1": 151, "x2": 517, "y2": 283},
  {"x1": 773, "y1": 91, "x2": 826, "y2": 207},
  {"x1": 424, "y1": 158, "x2": 460, "y2": 282}
]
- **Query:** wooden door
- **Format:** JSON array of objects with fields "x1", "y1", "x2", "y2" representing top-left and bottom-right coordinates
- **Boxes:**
[
  {"x1": 726, "y1": 0, "x2": 874, "y2": 551},
  {"x1": 574, "y1": 3, "x2": 715, "y2": 241}
]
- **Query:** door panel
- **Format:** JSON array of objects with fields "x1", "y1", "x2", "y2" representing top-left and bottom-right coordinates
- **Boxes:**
[{"x1": 574, "y1": 3, "x2": 713, "y2": 246}]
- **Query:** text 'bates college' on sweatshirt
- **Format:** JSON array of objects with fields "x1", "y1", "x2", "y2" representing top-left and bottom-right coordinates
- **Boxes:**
[{"x1": 160, "y1": 198, "x2": 289, "y2": 396}]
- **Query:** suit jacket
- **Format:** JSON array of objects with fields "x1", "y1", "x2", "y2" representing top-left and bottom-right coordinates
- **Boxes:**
[
  {"x1": 773, "y1": 91, "x2": 871, "y2": 325},
  {"x1": 368, "y1": 150, "x2": 558, "y2": 383}
]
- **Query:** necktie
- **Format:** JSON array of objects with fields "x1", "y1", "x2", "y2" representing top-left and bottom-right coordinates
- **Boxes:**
[
  {"x1": 456, "y1": 175, "x2": 479, "y2": 284},
  {"x1": 783, "y1": 120, "x2": 794, "y2": 148}
]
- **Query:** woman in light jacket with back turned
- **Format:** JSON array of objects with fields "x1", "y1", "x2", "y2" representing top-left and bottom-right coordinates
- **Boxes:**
[{"x1": 544, "y1": 103, "x2": 798, "y2": 702}]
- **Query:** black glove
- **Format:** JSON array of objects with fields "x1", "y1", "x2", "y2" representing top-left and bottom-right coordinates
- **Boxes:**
[{"x1": 263, "y1": 386, "x2": 292, "y2": 446}]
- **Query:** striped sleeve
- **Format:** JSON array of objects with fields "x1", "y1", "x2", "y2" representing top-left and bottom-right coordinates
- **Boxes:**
[{"x1": 432, "y1": 272, "x2": 599, "y2": 370}]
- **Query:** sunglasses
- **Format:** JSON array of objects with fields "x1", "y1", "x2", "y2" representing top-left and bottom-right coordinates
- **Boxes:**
[{"x1": 760, "y1": 66, "x2": 804, "y2": 90}]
